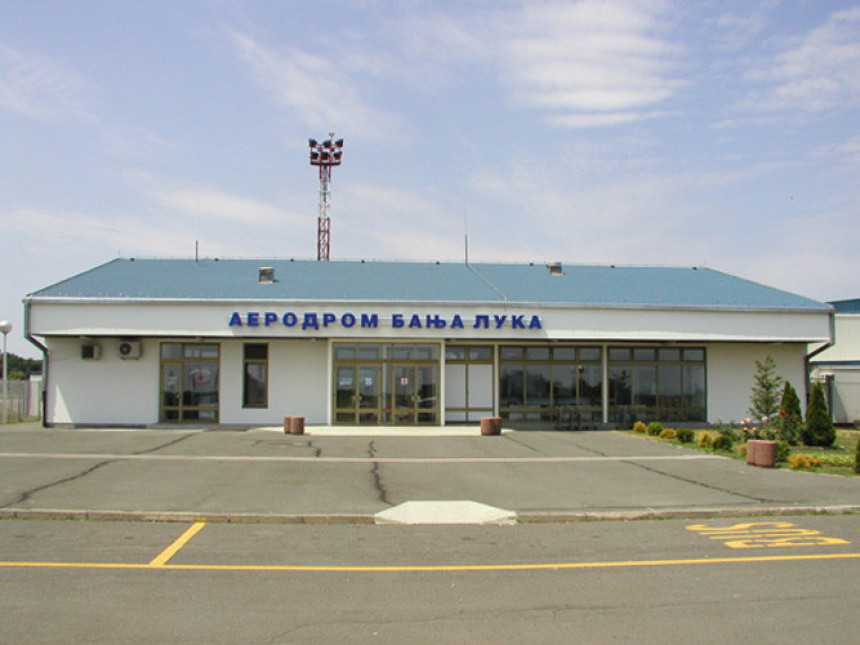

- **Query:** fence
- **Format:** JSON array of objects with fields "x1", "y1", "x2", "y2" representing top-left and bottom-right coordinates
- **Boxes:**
[{"x1": 0, "y1": 377, "x2": 42, "y2": 422}]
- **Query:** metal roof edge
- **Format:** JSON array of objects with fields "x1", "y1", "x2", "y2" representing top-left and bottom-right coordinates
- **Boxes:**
[{"x1": 24, "y1": 296, "x2": 831, "y2": 314}]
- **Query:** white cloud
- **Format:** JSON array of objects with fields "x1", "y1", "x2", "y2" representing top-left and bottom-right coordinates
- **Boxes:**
[
  {"x1": 4, "y1": 207, "x2": 192, "y2": 257},
  {"x1": 0, "y1": 44, "x2": 95, "y2": 121},
  {"x1": 151, "y1": 186, "x2": 296, "y2": 227},
  {"x1": 227, "y1": 30, "x2": 400, "y2": 139},
  {"x1": 495, "y1": 0, "x2": 684, "y2": 127},
  {"x1": 742, "y1": 8, "x2": 860, "y2": 113}
]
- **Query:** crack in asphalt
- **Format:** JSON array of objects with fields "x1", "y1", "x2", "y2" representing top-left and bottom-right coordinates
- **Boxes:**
[
  {"x1": 620, "y1": 459, "x2": 776, "y2": 504},
  {"x1": 1, "y1": 458, "x2": 118, "y2": 508},
  {"x1": 132, "y1": 433, "x2": 196, "y2": 456},
  {"x1": 368, "y1": 441, "x2": 392, "y2": 507},
  {"x1": 1, "y1": 433, "x2": 198, "y2": 509}
]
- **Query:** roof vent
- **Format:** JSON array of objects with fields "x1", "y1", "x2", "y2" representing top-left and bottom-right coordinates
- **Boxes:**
[
  {"x1": 258, "y1": 267, "x2": 275, "y2": 284},
  {"x1": 546, "y1": 261, "x2": 563, "y2": 276}
]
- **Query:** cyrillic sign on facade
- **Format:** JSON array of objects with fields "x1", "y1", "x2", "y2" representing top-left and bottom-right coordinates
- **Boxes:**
[{"x1": 228, "y1": 311, "x2": 542, "y2": 331}]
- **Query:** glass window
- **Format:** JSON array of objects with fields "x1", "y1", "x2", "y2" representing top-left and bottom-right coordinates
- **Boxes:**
[
  {"x1": 553, "y1": 347, "x2": 576, "y2": 361},
  {"x1": 245, "y1": 343, "x2": 267, "y2": 360},
  {"x1": 392, "y1": 345, "x2": 413, "y2": 360},
  {"x1": 552, "y1": 365, "x2": 576, "y2": 407},
  {"x1": 468, "y1": 346, "x2": 492, "y2": 361},
  {"x1": 358, "y1": 344, "x2": 381, "y2": 360},
  {"x1": 415, "y1": 345, "x2": 439, "y2": 360},
  {"x1": 579, "y1": 347, "x2": 601, "y2": 361},
  {"x1": 658, "y1": 348, "x2": 681, "y2": 361},
  {"x1": 526, "y1": 365, "x2": 551, "y2": 408},
  {"x1": 185, "y1": 344, "x2": 218, "y2": 359},
  {"x1": 334, "y1": 345, "x2": 356, "y2": 360},
  {"x1": 243, "y1": 343, "x2": 268, "y2": 408},
  {"x1": 609, "y1": 348, "x2": 630, "y2": 361},
  {"x1": 500, "y1": 346, "x2": 524, "y2": 361},
  {"x1": 609, "y1": 366, "x2": 631, "y2": 406},
  {"x1": 446, "y1": 346, "x2": 466, "y2": 361},
  {"x1": 633, "y1": 348, "x2": 655, "y2": 361},
  {"x1": 633, "y1": 365, "x2": 656, "y2": 408},
  {"x1": 499, "y1": 364, "x2": 524, "y2": 407},
  {"x1": 579, "y1": 365, "x2": 602, "y2": 407},
  {"x1": 161, "y1": 343, "x2": 182, "y2": 359},
  {"x1": 684, "y1": 348, "x2": 705, "y2": 362},
  {"x1": 526, "y1": 347, "x2": 550, "y2": 361}
]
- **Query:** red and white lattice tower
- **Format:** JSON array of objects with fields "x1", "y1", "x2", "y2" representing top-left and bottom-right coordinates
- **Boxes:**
[{"x1": 308, "y1": 134, "x2": 344, "y2": 261}]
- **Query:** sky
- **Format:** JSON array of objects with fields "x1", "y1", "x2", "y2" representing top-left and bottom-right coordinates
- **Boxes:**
[{"x1": 1, "y1": 0, "x2": 858, "y2": 357}]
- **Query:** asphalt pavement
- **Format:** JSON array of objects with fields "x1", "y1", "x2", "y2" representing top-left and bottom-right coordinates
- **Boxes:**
[{"x1": 0, "y1": 422, "x2": 858, "y2": 523}]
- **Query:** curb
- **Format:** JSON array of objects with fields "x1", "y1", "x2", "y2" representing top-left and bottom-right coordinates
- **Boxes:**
[{"x1": 1, "y1": 505, "x2": 857, "y2": 524}]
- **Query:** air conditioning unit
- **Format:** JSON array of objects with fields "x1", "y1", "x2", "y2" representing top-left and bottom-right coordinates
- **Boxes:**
[
  {"x1": 81, "y1": 343, "x2": 102, "y2": 360},
  {"x1": 118, "y1": 340, "x2": 142, "y2": 360}
]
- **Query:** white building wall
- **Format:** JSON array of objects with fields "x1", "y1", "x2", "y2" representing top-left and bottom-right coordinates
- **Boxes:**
[
  {"x1": 219, "y1": 339, "x2": 329, "y2": 425},
  {"x1": 812, "y1": 314, "x2": 860, "y2": 362},
  {"x1": 29, "y1": 301, "x2": 832, "y2": 344},
  {"x1": 706, "y1": 342, "x2": 807, "y2": 424},
  {"x1": 45, "y1": 337, "x2": 159, "y2": 426}
]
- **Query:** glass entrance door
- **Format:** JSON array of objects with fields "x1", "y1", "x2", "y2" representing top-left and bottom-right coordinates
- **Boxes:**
[
  {"x1": 391, "y1": 364, "x2": 438, "y2": 424},
  {"x1": 334, "y1": 365, "x2": 381, "y2": 424},
  {"x1": 332, "y1": 343, "x2": 440, "y2": 425}
]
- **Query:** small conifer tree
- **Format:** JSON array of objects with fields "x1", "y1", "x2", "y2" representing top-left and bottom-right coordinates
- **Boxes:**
[
  {"x1": 748, "y1": 355, "x2": 783, "y2": 423},
  {"x1": 777, "y1": 382, "x2": 803, "y2": 445},
  {"x1": 802, "y1": 382, "x2": 835, "y2": 447}
]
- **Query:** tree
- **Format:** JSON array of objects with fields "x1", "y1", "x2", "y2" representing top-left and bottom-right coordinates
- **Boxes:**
[
  {"x1": 802, "y1": 382, "x2": 835, "y2": 447},
  {"x1": 748, "y1": 355, "x2": 783, "y2": 423},
  {"x1": 777, "y1": 381, "x2": 803, "y2": 445},
  {"x1": 0, "y1": 353, "x2": 41, "y2": 380}
]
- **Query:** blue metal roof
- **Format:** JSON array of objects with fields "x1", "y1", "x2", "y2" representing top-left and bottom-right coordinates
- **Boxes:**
[
  {"x1": 27, "y1": 258, "x2": 830, "y2": 311},
  {"x1": 830, "y1": 298, "x2": 860, "y2": 314}
]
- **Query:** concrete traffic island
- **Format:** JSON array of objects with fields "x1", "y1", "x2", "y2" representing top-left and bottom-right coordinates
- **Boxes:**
[{"x1": 375, "y1": 501, "x2": 517, "y2": 525}]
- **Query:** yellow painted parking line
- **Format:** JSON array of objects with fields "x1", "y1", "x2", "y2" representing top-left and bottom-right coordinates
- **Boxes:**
[
  {"x1": 1, "y1": 552, "x2": 858, "y2": 573},
  {"x1": 149, "y1": 520, "x2": 207, "y2": 566},
  {"x1": 686, "y1": 521, "x2": 851, "y2": 549}
]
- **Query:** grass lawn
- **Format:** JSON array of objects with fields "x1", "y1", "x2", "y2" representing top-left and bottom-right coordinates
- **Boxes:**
[{"x1": 625, "y1": 426, "x2": 859, "y2": 476}]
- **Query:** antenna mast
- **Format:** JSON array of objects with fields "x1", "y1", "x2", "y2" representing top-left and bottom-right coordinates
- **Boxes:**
[{"x1": 308, "y1": 133, "x2": 344, "y2": 261}]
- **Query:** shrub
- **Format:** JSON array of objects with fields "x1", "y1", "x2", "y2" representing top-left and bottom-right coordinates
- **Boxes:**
[
  {"x1": 855, "y1": 438, "x2": 860, "y2": 475},
  {"x1": 718, "y1": 426, "x2": 740, "y2": 442},
  {"x1": 712, "y1": 435, "x2": 733, "y2": 452},
  {"x1": 676, "y1": 428, "x2": 694, "y2": 443},
  {"x1": 633, "y1": 421, "x2": 648, "y2": 434},
  {"x1": 774, "y1": 440, "x2": 790, "y2": 464},
  {"x1": 647, "y1": 422, "x2": 664, "y2": 436},
  {"x1": 788, "y1": 454, "x2": 822, "y2": 471},
  {"x1": 698, "y1": 432, "x2": 713, "y2": 448},
  {"x1": 802, "y1": 382, "x2": 835, "y2": 447},
  {"x1": 738, "y1": 444, "x2": 747, "y2": 457},
  {"x1": 659, "y1": 428, "x2": 676, "y2": 440}
]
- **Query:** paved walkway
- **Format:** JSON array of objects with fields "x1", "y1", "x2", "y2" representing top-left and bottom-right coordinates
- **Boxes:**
[{"x1": 0, "y1": 423, "x2": 857, "y2": 523}]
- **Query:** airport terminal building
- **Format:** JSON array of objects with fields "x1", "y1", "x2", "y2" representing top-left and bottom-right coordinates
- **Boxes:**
[{"x1": 24, "y1": 258, "x2": 833, "y2": 429}]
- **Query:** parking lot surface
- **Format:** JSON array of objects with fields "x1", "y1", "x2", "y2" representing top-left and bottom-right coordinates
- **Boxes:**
[{"x1": 1, "y1": 423, "x2": 857, "y2": 522}]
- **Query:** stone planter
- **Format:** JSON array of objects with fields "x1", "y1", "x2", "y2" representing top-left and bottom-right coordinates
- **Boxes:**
[
  {"x1": 283, "y1": 416, "x2": 305, "y2": 435},
  {"x1": 480, "y1": 416, "x2": 502, "y2": 436},
  {"x1": 746, "y1": 439, "x2": 776, "y2": 468}
]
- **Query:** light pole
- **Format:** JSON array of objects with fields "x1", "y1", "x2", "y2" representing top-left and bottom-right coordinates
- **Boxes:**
[
  {"x1": 308, "y1": 134, "x2": 344, "y2": 261},
  {"x1": 0, "y1": 320, "x2": 11, "y2": 424}
]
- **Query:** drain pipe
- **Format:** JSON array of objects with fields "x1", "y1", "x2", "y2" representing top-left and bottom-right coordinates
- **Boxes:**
[
  {"x1": 23, "y1": 299, "x2": 50, "y2": 427},
  {"x1": 804, "y1": 306, "x2": 836, "y2": 405}
]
